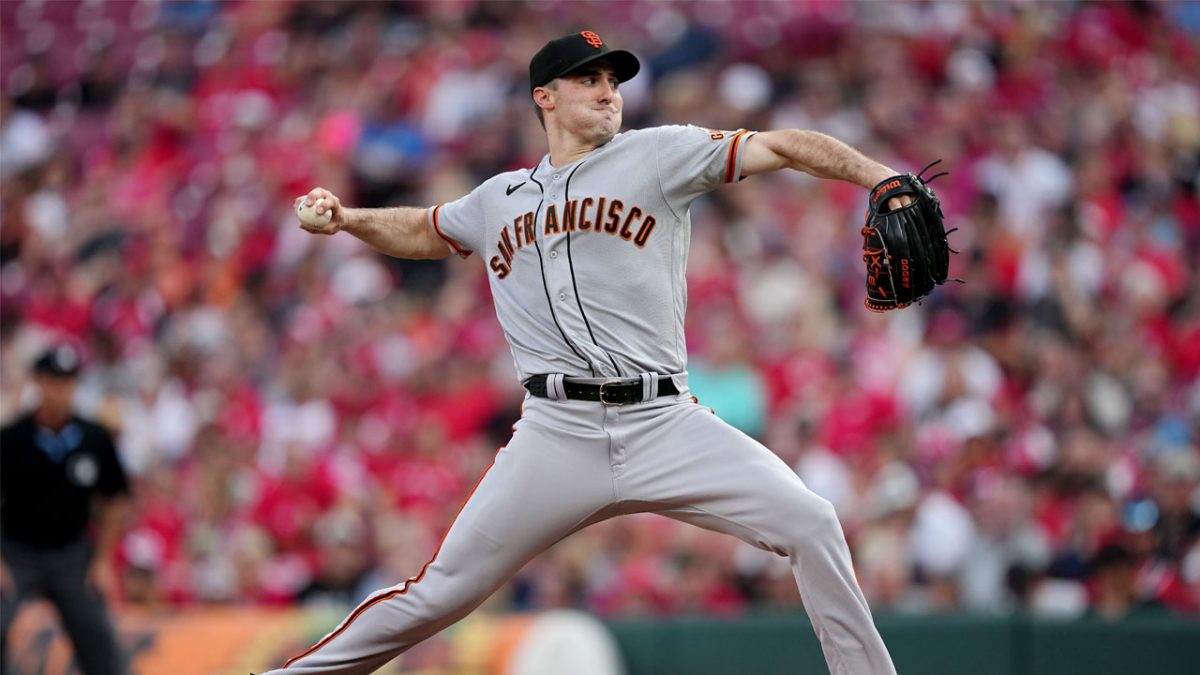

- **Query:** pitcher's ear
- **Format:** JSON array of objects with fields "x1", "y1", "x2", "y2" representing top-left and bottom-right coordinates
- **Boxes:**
[{"x1": 533, "y1": 85, "x2": 556, "y2": 112}]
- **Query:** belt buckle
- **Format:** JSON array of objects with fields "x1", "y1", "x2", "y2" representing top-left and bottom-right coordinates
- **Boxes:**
[{"x1": 598, "y1": 381, "x2": 625, "y2": 407}]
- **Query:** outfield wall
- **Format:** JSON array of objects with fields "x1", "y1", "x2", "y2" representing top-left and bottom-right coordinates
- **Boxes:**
[
  {"x1": 608, "y1": 612, "x2": 1200, "y2": 675},
  {"x1": 7, "y1": 602, "x2": 1199, "y2": 675}
]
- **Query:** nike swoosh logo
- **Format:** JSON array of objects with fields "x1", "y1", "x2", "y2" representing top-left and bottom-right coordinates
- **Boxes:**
[{"x1": 506, "y1": 182, "x2": 525, "y2": 196}]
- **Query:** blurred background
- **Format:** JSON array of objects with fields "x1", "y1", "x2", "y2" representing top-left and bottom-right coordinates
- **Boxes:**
[{"x1": 1, "y1": 0, "x2": 1198, "y2": 673}]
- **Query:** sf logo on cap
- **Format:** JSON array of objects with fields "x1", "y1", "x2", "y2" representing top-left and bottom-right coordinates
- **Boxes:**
[{"x1": 580, "y1": 31, "x2": 603, "y2": 48}]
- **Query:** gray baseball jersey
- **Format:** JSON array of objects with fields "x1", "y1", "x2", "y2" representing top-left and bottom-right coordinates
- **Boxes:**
[
  {"x1": 430, "y1": 125, "x2": 756, "y2": 381},
  {"x1": 266, "y1": 126, "x2": 896, "y2": 675}
]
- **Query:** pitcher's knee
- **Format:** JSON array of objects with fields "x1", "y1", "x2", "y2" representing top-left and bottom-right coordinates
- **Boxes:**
[
  {"x1": 784, "y1": 495, "x2": 845, "y2": 553},
  {"x1": 410, "y1": 577, "x2": 490, "y2": 624}
]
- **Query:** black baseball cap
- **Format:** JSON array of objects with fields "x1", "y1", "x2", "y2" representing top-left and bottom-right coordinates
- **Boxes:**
[
  {"x1": 33, "y1": 345, "x2": 81, "y2": 378},
  {"x1": 529, "y1": 31, "x2": 640, "y2": 91}
]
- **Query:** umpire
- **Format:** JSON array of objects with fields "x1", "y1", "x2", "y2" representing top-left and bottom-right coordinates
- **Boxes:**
[{"x1": 1, "y1": 345, "x2": 130, "y2": 675}]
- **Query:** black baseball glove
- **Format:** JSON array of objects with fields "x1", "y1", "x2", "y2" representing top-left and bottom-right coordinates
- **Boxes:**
[{"x1": 860, "y1": 161, "x2": 957, "y2": 312}]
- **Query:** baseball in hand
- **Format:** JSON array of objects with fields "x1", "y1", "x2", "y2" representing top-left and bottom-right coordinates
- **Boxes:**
[{"x1": 297, "y1": 198, "x2": 333, "y2": 226}]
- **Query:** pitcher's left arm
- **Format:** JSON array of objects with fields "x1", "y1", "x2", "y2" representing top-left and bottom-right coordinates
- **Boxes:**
[{"x1": 742, "y1": 129, "x2": 907, "y2": 204}]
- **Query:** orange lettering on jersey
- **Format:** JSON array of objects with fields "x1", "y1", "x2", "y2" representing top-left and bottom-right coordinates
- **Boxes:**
[
  {"x1": 522, "y1": 212, "x2": 535, "y2": 243},
  {"x1": 633, "y1": 216, "x2": 656, "y2": 247},
  {"x1": 499, "y1": 227, "x2": 515, "y2": 265},
  {"x1": 620, "y1": 206, "x2": 642, "y2": 240},
  {"x1": 490, "y1": 255, "x2": 511, "y2": 279},
  {"x1": 606, "y1": 199, "x2": 624, "y2": 233},
  {"x1": 563, "y1": 200, "x2": 579, "y2": 232},
  {"x1": 579, "y1": 198, "x2": 594, "y2": 230},
  {"x1": 580, "y1": 31, "x2": 603, "y2": 48},
  {"x1": 516, "y1": 196, "x2": 659, "y2": 266}
]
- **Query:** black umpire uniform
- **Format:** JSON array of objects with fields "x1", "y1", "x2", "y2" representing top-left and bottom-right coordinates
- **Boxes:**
[{"x1": 1, "y1": 346, "x2": 130, "y2": 675}]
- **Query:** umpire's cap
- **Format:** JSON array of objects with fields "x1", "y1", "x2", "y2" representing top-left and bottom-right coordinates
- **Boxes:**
[
  {"x1": 530, "y1": 31, "x2": 640, "y2": 91},
  {"x1": 33, "y1": 345, "x2": 81, "y2": 378}
]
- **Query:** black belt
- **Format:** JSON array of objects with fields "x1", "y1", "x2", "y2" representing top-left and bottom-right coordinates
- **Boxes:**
[{"x1": 523, "y1": 375, "x2": 679, "y2": 405}]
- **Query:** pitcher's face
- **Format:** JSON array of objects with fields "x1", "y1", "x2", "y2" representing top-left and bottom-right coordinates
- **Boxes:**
[{"x1": 546, "y1": 63, "x2": 623, "y2": 145}]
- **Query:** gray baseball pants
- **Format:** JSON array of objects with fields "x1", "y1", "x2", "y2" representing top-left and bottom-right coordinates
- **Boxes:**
[
  {"x1": 268, "y1": 389, "x2": 896, "y2": 675},
  {"x1": 1, "y1": 537, "x2": 127, "y2": 675}
]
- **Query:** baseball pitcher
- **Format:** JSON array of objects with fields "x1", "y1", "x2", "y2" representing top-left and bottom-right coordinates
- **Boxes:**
[{"x1": 266, "y1": 31, "x2": 952, "y2": 675}]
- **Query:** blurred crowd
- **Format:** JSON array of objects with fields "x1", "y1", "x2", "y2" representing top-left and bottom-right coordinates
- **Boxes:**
[{"x1": 1, "y1": 0, "x2": 1198, "y2": 622}]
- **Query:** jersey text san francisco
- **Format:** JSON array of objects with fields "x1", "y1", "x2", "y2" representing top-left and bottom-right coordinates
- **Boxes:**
[{"x1": 489, "y1": 197, "x2": 656, "y2": 279}]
